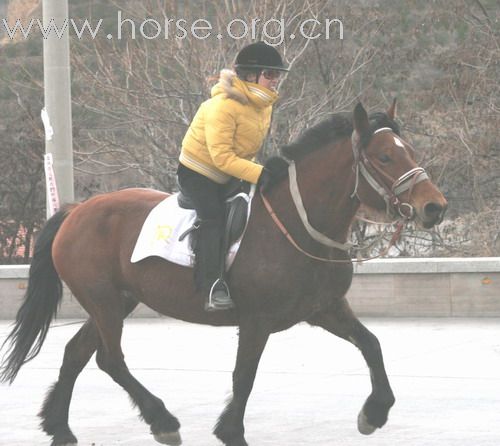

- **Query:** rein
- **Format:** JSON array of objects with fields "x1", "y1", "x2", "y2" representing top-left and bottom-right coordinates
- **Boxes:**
[
  {"x1": 260, "y1": 190, "x2": 405, "y2": 263},
  {"x1": 260, "y1": 127, "x2": 429, "y2": 263},
  {"x1": 288, "y1": 162, "x2": 352, "y2": 251}
]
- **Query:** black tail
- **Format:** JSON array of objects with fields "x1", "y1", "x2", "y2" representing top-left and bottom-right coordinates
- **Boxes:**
[{"x1": 0, "y1": 207, "x2": 72, "y2": 384}]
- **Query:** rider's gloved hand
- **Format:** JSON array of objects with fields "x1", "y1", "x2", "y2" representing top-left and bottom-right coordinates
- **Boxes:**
[{"x1": 257, "y1": 156, "x2": 289, "y2": 192}]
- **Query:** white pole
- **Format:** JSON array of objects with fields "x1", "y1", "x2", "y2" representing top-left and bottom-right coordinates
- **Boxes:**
[
  {"x1": 43, "y1": 0, "x2": 74, "y2": 217},
  {"x1": 0, "y1": 2, "x2": 6, "y2": 40}
]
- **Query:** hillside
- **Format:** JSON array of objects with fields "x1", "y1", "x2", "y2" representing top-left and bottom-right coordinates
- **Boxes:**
[{"x1": 0, "y1": 0, "x2": 498, "y2": 260}]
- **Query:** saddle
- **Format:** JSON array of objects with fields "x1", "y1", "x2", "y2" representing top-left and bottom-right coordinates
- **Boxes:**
[{"x1": 176, "y1": 178, "x2": 251, "y2": 251}]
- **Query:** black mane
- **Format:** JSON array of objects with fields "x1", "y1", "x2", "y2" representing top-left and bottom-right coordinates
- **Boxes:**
[{"x1": 281, "y1": 111, "x2": 400, "y2": 161}]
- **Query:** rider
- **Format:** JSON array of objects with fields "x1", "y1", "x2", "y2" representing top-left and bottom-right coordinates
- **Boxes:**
[{"x1": 177, "y1": 41, "x2": 289, "y2": 311}]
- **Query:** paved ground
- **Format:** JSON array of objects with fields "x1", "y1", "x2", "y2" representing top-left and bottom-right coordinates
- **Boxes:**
[{"x1": 1, "y1": 318, "x2": 500, "y2": 446}]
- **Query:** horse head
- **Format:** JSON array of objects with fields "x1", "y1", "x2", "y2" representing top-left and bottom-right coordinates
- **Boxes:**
[{"x1": 352, "y1": 100, "x2": 447, "y2": 228}]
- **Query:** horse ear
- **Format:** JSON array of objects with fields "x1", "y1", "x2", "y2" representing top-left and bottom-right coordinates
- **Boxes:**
[
  {"x1": 353, "y1": 102, "x2": 369, "y2": 135},
  {"x1": 387, "y1": 98, "x2": 397, "y2": 120}
]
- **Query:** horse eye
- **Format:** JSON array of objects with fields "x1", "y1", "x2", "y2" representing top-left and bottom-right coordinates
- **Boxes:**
[{"x1": 378, "y1": 154, "x2": 391, "y2": 163}]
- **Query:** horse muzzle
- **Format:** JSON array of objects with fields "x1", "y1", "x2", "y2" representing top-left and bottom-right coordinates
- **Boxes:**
[{"x1": 417, "y1": 200, "x2": 448, "y2": 228}]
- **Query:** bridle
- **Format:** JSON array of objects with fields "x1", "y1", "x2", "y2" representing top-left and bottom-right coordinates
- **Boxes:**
[
  {"x1": 351, "y1": 127, "x2": 429, "y2": 220},
  {"x1": 260, "y1": 127, "x2": 430, "y2": 262}
]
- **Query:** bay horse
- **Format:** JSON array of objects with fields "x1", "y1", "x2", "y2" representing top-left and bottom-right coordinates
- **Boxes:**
[{"x1": 1, "y1": 101, "x2": 447, "y2": 446}]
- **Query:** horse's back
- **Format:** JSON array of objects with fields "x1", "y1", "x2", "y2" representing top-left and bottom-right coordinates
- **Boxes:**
[
  {"x1": 51, "y1": 188, "x2": 239, "y2": 326},
  {"x1": 52, "y1": 188, "x2": 169, "y2": 285},
  {"x1": 81, "y1": 187, "x2": 169, "y2": 210}
]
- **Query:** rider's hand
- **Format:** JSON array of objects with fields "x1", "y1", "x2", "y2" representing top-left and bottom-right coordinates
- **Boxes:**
[{"x1": 258, "y1": 156, "x2": 289, "y2": 192}]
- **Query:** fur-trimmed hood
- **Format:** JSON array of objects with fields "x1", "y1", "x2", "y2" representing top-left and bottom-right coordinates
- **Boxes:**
[{"x1": 210, "y1": 69, "x2": 278, "y2": 108}]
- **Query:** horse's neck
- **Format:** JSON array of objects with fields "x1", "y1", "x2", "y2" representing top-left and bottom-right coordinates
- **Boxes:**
[{"x1": 280, "y1": 140, "x2": 359, "y2": 244}]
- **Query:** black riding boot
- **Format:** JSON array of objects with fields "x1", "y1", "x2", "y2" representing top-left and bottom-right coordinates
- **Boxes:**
[{"x1": 194, "y1": 220, "x2": 234, "y2": 311}]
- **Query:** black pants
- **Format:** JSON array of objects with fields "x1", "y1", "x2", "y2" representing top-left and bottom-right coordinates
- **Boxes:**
[
  {"x1": 177, "y1": 163, "x2": 225, "y2": 223},
  {"x1": 177, "y1": 163, "x2": 226, "y2": 291}
]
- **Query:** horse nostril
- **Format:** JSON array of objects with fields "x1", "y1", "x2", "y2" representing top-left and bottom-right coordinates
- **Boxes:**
[{"x1": 424, "y1": 202, "x2": 444, "y2": 219}]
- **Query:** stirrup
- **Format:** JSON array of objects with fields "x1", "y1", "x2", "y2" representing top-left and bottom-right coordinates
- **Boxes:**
[{"x1": 205, "y1": 279, "x2": 235, "y2": 311}]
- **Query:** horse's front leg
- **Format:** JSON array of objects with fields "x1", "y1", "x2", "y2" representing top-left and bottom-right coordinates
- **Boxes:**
[
  {"x1": 308, "y1": 297, "x2": 395, "y2": 435},
  {"x1": 214, "y1": 316, "x2": 270, "y2": 446}
]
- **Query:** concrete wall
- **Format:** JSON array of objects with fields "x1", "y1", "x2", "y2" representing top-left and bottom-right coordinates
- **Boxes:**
[
  {"x1": 350, "y1": 258, "x2": 500, "y2": 317},
  {"x1": 0, "y1": 258, "x2": 499, "y2": 319},
  {"x1": 0, "y1": 265, "x2": 158, "y2": 319}
]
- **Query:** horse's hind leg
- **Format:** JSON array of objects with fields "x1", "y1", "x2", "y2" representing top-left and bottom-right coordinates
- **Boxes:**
[
  {"x1": 92, "y1": 290, "x2": 181, "y2": 445},
  {"x1": 40, "y1": 295, "x2": 138, "y2": 446},
  {"x1": 39, "y1": 319, "x2": 99, "y2": 446},
  {"x1": 308, "y1": 297, "x2": 395, "y2": 435}
]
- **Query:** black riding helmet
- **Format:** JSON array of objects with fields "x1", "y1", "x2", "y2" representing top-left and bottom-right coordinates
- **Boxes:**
[{"x1": 234, "y1": 41, "x2": 289, "y2": 72}]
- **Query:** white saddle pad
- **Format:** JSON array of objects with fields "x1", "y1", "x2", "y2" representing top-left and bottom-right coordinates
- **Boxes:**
[{"x1": 131, "y1": 186, "x2": 255, "y2": 268}]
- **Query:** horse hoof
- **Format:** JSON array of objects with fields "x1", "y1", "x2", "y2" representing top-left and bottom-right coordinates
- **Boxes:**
[
  {"x1": 357, "y1": 410, "x2": 377, "y2": 435},
  {"x1": 228, "y1": 439, "x2": 248, "y2": 446},
  {"x1": 153, "y1": 431, "x2": 182, "y2": 445},
  {"x1": 51, "y1": 431, "x2": 78, "y2": 446}
]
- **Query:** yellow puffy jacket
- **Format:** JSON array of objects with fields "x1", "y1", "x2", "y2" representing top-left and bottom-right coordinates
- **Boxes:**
[{"x1": 179, "y1": 69, "x2": 278, "y2": 184}]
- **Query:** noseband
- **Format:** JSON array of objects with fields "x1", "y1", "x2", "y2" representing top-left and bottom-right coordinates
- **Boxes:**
[{"x1": 351, "y1": 127, "x2": 429, "y2": 219}]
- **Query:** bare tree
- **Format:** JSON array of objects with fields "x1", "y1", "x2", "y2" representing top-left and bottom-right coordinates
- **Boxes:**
[{"x1": 1, "y1": 0, "x2": 498, "y2": 260}]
